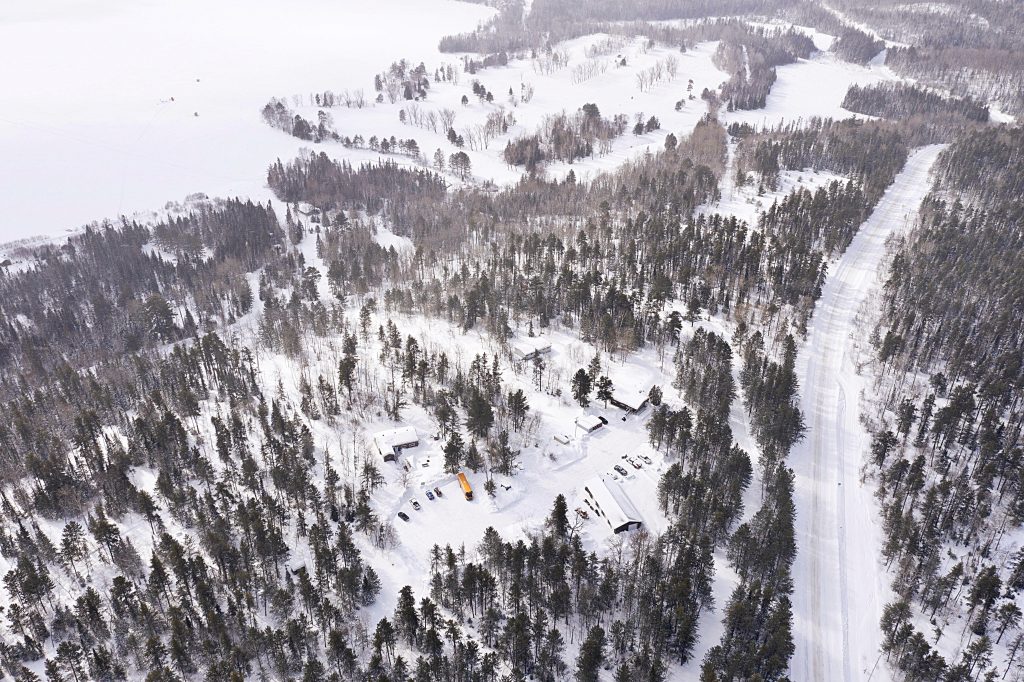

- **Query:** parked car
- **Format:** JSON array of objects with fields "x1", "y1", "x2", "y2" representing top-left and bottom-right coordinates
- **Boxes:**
[
  {"x1": 614, "y1": 465, "x2": 629, "y2": 476},
  {"x1": 425, "y1": 490, "x2": 435, "y2": 501},
  {"x1": 434, "y1": 487, "x2": 443, "y2": 498},
  {"x1": 411, "y1": 500, "x2": 422, "y2": 511},
  {"x1": 598, "y1": 416, "x2": 609, "y2": 425},
  {"x1": 640, "y1": 455, "x2": 653, "y2": 465},
  {"x1": 397, "y1": 511, "x2": 410, "y2": 522},
  {"x1": 628, "y1": 458, "x2": 642, "y2": 470}
]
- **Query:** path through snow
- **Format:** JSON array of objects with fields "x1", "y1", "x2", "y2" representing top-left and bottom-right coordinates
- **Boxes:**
[{"x1": 789, "y1": 144, "x2": 946, "y2": 682}]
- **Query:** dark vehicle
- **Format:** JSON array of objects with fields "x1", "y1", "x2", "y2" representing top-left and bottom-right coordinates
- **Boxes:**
[
  {"x1": 411, "y1": 500, "x2": 422, "y2": 511},
  {"x1": 614, "y1": 465, "x2": 629, "y2": 476},
  {"x1": 598, "y1": 416, "x2": 608, "y2": 425},
  {"x1": 434, "y1": 487, "x2": 443, "y2": 498},
  {"x1": 397, "y1": 511, "x2": 410, "y2": 522},
  {"x1": 425, "y1": 490, "x2": 435, "y2": 501}
]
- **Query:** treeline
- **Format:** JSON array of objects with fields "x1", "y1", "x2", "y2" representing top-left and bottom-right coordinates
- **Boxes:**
[
  {"x1": 843, "y1": 82, "x2": 989, "y2": 133},
  {"x1": 867, "y1": 127, "x2": 1024, "y2": 678},
  {"x1": 267, "y1": 156, "x2": 447, "y2": 217},
  {"x1": 389, "y1": 506, "x2": 717, "y2": 681}
]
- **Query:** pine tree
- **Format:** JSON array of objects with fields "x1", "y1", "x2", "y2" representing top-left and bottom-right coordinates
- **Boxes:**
[
  {"x1": 508, "y1": 389, "x2": 530, "y2": 431},
  {"x1": 465, "y1": 441, "x2": 484, "y2": 473},
  {"x1": 466, "y1": 391, "x2": 494, "y2": 440},
  {"x1": 571, "y1": 369, "x2": 593, "y2": 407},
  {"x1": 575, "y1": 626, "x2": 605, "y2": 682},
  {"x1": 443, "y1": 432, "x2": 465, "y2": 474},
  {"x1": 548, "y1": 494, "x2": 569, "y2": 537},
  {"x1": 596, "y1": 375, "x2": 614, "y2": 407}
]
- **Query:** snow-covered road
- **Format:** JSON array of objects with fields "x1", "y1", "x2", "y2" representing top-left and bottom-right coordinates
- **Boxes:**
[{"x1": 790, "y1": 145, "x2": 946, "y2": 682}]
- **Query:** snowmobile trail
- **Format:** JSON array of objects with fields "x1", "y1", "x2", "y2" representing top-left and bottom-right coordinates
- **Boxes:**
[{"x1": 790, "y1": 144, "x2": 946, "y2": 682}]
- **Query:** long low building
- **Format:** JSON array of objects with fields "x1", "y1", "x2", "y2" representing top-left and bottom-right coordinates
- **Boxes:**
[
  {"x1": 582, "y1": 476, "x2": 642, "y2": 534},
  {"x1": 511, "y1": 336, "x2": 552, "y2": 361},
  {"x1": 373, "y1": 426, "x2": 419, "y2": 462}
]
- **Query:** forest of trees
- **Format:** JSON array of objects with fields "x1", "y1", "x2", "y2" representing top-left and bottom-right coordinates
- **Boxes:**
[
  {"x1": 866, "y1": 127, "x2": 1024, "y2": 680},
  {"x1": 4, "y1": 0, "x2": 1023, "y2": 678}
]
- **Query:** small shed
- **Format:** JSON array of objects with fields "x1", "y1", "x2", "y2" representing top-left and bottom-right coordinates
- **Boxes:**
[
  {"x1": 373, "y1": 426, "x2": 419, "y2": 462},
  {"x1": 575, "y1": 415, "x2": 604, "y2": 433}
]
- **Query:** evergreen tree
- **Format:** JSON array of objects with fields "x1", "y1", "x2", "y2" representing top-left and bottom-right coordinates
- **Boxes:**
[{"x1": 571, "y1": 369, "x2": 593, "y2": 407}]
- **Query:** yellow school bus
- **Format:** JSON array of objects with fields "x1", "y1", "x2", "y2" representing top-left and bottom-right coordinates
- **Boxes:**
[{"x1": 457, "y1": 472, "x2": 473, "y2": 501}]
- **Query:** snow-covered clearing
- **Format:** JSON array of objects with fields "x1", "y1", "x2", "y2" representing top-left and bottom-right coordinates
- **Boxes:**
[
  {"x1": 789, "y1": 144, "x2": 946, "y2": 682},
  {"x1": 290, "y1": 35, "x2": 729, "y2": 186},
  {"x1": 721, "y1": 51, "x2": 896, "y2": 130},
  {"x1": 0, "y1": 0, "x2": 493, "y2": 243}
]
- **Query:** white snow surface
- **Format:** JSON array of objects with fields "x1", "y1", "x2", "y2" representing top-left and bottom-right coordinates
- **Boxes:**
[
  {"x1": 0, "y1": 0, "x2": 494, "y2": 243},
  {"x1": 789, "y1": 144, "x2": 946, "y2": 682}
]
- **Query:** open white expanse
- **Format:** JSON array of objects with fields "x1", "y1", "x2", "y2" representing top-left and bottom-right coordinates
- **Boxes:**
[
  {"x1": 789, "y1": 144, "x2": 946, "y2": 682},
  {"x1": 0, "y1": 0, "x2": 492, "y2": 243}
]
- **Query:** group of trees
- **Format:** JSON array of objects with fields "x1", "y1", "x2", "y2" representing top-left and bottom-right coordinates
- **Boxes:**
[
  {"x1": 262, "y1": 98, "x2": 340, "y2": 143},
  {"x1": 406, "y1": 495, "x2": 719, "y2": 681},
  {"x1": 831, "y1": 27, "x2": 884, "y2": 65},
  {"x1": 502, "y1": 104, "x2": 629, "y2": 172},
  {"x1": 734, "y1": 117, "x2": 910, "y2": 202},
  {"x1": 842, "y1": 83, "x2": 990, "y2": 140}
]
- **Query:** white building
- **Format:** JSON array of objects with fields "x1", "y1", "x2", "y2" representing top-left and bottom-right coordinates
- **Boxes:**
[
  {"x1": 582, "y1": 476, "x2": 642, "y2": 534},
  {"x1": 373, "y1": 426, "x2": 419, "y2": 462},
  {"x1": 511, "y1": 336, "x2": 552, "y2": 362},
  {"x1": 606, "y1": 368, "x2": 653, "y2": 413},
  {"x1": 575, "y1": 414, "x2": 604, "y2": 433},
  {"x1": 609, "y1": 386, "x2": 651, "y2": 413}
]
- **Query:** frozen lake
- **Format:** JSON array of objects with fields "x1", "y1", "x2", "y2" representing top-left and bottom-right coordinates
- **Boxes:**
[{"x1": 0, "y1": 0, "x2": 492, "y2": 243}]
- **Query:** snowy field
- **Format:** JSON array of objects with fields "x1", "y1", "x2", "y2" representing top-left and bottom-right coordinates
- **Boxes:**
[{"x1": 0, "y1": 0, "x2": 493, "y2": 243}]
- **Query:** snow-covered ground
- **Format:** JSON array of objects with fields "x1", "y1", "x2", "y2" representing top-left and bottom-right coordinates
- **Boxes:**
[
  {"x1": 0, "y1": 0, "x2": 493, "y2": 243},
  {"x1": 287, "y1": 35, "x2": 729, "y2": 187},
  {"x1": 789, "y1": 144, "x2": 946, "y2": 682},
  {"x1": 720, "y1": 50, "x2": 896, "y2": 130}
]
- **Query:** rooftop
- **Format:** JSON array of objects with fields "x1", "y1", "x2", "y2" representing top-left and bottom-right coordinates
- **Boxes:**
[{"x1": 582, "y1": 476, "x2": 641, "y2": 533}]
